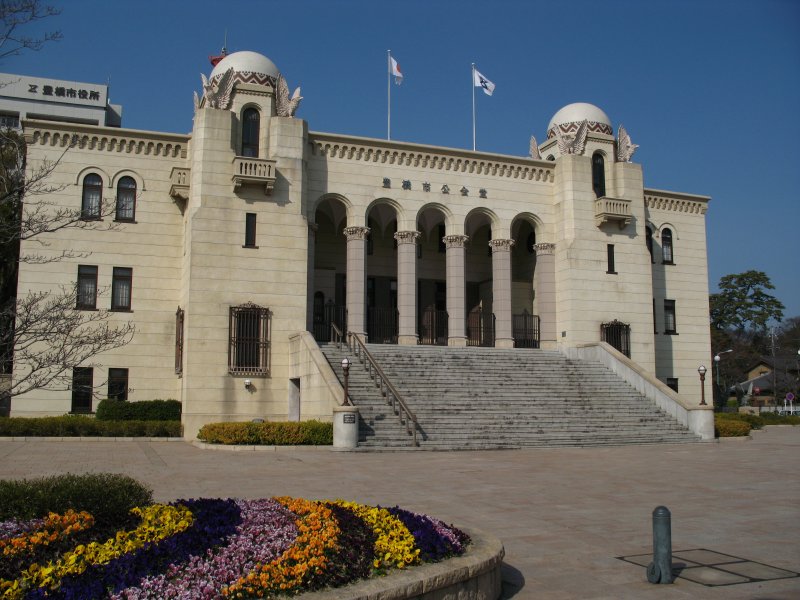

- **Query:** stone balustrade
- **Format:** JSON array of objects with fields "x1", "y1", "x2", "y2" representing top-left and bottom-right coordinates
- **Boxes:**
[
  {"x1": 594, "y1": 196, "x2": 632, "y2": 228},
  {"x1": 232, "y1": 156, "x2": 277, "y2": 195}
]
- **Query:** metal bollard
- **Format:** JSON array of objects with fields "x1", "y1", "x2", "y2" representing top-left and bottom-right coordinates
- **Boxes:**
[{"x1": 646, "y1": 506, "x2": 673, "y2": 584}]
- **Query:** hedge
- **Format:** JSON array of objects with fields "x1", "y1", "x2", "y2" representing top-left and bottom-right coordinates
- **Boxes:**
[
  {"x1": 95, "y1": 398, "x2": 181, "y2": 421},
  {"x1": 0, "y1": 473, "x2": 152, "y2": 537},
  {"x1": 197, "y1": 420, "x2": 333, "y2": 445},
  {"x1": 716, "y1": 412, "x2": 764, "y2": 430},
  {"x1": 714, "y1": 414, "x2": 751, "y2": 437},
  {"x1": 0, "y1": 415, "x2": 181, "y2": 437}
]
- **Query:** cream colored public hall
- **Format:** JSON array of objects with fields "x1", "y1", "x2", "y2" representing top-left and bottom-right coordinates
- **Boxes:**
[{"x1": 13, "y1": 51, "x2": 713, "y2": 438}]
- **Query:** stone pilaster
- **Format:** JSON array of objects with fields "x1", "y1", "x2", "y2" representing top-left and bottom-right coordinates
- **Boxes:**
[
  {"x1": 394, "y1": 231, "x2": 420, "y2": 345},
  {"x1": 533, "y1": 243, "x2": 557, "y2": 349},
  {"x1": 445, "y1": 235, "x2": 469, "y2": 346},
  {"x1": 491, "y1": 239, "x2": 515, "y2": 348},
  {"x1": 344, "y1": 226, "x2": 369, "y2": 338}
]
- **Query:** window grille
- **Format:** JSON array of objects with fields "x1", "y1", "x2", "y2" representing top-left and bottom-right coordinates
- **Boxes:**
[
  {"x1": 592, "y1": 152, "x2": 605, "y2": 197},
  {"x1": 662, "y1": 228, "x2": 674, "y2": 264},
  {"x1": 241, "y1": 108, "x2": 260, "y2": 157},
  {"x1": 664, "y1": 300, "x2": 677, "y2": 334},
  {"x1": 601, "y1": 320, "x2": 631, "y2": 358},
  {"x1": 107, "y1": 368, "x2": 128, "y2": 401},
  {"x1": 175, "y1": 307, "x2": 184, "y2": 375},
  {"x1": 111, "y1": 267, "x2": 132, "y2": 310},
  {"x1": 229, "y1": 303, "x2": 271, "y2": 375},
  {"x1": 76, "y1": 265, "x2": 98, "y2": 310}
]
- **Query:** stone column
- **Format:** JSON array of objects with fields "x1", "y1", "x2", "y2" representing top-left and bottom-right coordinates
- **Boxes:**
[
  {"x1": 534, "y1": 243, "x2": 557, "y2": 349},
  {"x1": 491, "y1": 239, "x2": 515, "y2": 349},
  {"x1": 344, "y1": 226, "x2": 369, "y2": 339},
  {"x1": 394, "y1": 231, "x2": 420, "y2": 345},
  {"x1": 445, "y1": 234, "x2": 469, "y2": 347}
]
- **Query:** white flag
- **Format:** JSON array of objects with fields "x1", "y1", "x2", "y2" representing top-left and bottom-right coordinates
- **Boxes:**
[
  {"x1": 473, "y1": 68, "x2": 495, "y2": 96},
  {"x1": 390, "y1": 56, "x2": 403, "y2": 85}
]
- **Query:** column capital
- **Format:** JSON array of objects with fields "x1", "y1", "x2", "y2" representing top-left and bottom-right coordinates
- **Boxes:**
[
  {"x1": 444, "y1": 234, "x2": 469, "y2": 249},
  {"x1": 489, "y1": 238, "x2": 515, "y2": 253},
  {"x1": 394, "y1": 230, "x2": 421, "y2": 245},
  {"x1": 533, "y1": 242, "x2": 556, "y2": 256},
  {"x1": 343, "y1": 226, "x2": 370, "y2": 241}
]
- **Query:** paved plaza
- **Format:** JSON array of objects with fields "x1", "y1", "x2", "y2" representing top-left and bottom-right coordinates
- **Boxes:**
[{"x1": 1, "y1": 427, "x2": 798, "y2": 599}]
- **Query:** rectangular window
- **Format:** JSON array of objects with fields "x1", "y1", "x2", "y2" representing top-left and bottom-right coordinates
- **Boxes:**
[
  {"x1": 111, "y1": 267, "x2": 132, "y2": 311},
  {"x1": 228, "y1": 304, "x2": 271, "y2": 375},
  {"x1": 606, "y1": 244, "x2": 616, "y2": 274},
  {"x1": 71, "y1": 367, "x2": 93, "y2": 413},
  {"x1": 666, "y1": 378, "x2": 679, "y2": 393},
  {"x1": 664, "y1": 300, "x2": 677, "y2": 334},
  {"x1": 107, "y1": 368, "x2": 128, "y2": 401},
  {"x1": 76, "y1": 265, "x2": 98, "y2": 310},
  {"x1": 244, "y1": 213, "x2": 257, "y2": 247},
  {"x1": 175, "y1": 307, "x2": 184, "y2": 375}
]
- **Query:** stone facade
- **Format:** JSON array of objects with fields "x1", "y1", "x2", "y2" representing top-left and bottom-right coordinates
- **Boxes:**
[{"x1": 11, "y1": 51, "x2": 712, "y2": 438}]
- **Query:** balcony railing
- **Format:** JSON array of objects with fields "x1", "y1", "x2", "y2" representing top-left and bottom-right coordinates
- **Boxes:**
[
  {"x1": 595, "y1": 196, "x2": 632, "y2": 229},
  {"x1": 169, "y1": 167, "x2": 190, "y2": 201},
  {"x1": 232, "y1": 157, "x2": 277, "y2": 195}
]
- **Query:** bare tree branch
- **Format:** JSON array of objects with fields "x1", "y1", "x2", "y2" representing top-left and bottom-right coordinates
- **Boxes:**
[
  {"x1": 0, "y1": 0, "x2": 61, "y2": 61},
  {"x1": 1, "y1": 286, "x2": 134, "y2": 397}
]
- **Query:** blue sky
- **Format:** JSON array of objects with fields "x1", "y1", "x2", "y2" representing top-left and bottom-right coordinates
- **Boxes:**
[{"x1": 10, "y1": 0, "x2": 800, "y2": 320}]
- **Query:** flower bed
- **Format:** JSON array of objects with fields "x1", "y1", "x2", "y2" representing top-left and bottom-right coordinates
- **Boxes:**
[{"x1": 0, "y1": 497, "x2": 469, "y2": 599}]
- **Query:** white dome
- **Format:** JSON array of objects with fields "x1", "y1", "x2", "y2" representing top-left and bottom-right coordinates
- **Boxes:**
[
  {"x1": 547, "y1": 102, "x2": 613, "y2": 138},
  {"x1": 210, "y1": 51, "x2": 279, "y2": 82}
]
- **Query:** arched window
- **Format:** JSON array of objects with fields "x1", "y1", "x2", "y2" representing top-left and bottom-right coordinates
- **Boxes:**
[
  {"x1": 241, "y1": 108, "x2": 260, "y2": 157},
  {"x1": 662, "y1": 228, "x2": 674, "y2": 264},
  {"x1": 115, "y1": 176, "x2": 136, "y2": 221},
  {"x1": 645, "y1": 227, "x2": 654, "y2": 263},
  {"x1": 81, "y1": 173, "x2": 102, "y2": 219},
  {"x1": 592, "y1": 152, "x2": 605, "y2": 198}
]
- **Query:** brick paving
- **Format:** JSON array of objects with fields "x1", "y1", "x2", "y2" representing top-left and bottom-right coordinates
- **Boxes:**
[{"x1": 1, "y1": 427, "x2": 798, "y2": 599}]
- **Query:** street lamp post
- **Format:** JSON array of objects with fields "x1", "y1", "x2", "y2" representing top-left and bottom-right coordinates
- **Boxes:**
[
  {"x1": 698, "y1": 365, "x2": 707, "y2": 406},
  {"x1": 341, "y1": 357, "x2": 351, "y2": 405},
  {"x1": 714, "y1": 349, "x2": 733, "y2": 406}
]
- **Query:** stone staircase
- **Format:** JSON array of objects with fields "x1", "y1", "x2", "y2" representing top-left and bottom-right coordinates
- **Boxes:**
[{"x1": 319, "y1": 343, "x2": 700, "y2": 450}]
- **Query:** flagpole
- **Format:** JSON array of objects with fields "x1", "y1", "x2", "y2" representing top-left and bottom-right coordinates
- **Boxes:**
[
  {"x1": 471, "y1": 63, "x2": 476, "y2": 151},
  {"x1": 387, "y1": 50, "x2": 391, "y2": 140}
]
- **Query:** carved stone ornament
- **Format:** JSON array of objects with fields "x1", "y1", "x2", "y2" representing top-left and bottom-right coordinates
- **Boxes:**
[
  {"x1": 489, "y1": 238, "x2": 515, "y2": 252},
  {"x1": 343, "y1": 226, "x2": 370, "y2": 241},
  {"x1": 553, "y1": 119, "x2": 588, "y2": 155},
  {"x1": 529, "y1": 135, "x2": 541, "y2": 159},
  {"x1": 394, "y1": 230, "x2": 421, "y2": 245},
  {"x1": 199, "y1": 68, "x2": 235, "y2": 110},
  {"x1": 444, "y1": 234, "x2": 469, "y2": 249},
  {"x1": 275, "y1": 74, "x2": 303, "y2": 117},
  {"x1": 533, "y1": 242, "x2": 555, "y2": 256},
  {"x1": 615, "y1": 124, "x2": 639, "y2": 163}
]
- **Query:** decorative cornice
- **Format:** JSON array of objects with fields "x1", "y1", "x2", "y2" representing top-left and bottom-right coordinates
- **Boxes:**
[
  {"x1": 309, "y1": 133, "x2": 554, "y2": 183},
  {"x1": 644, "y1": 189, "x2": 709, "y2": 215},
  {"x1": 394, "y1": 230, "x2": 420, "y2": 245},
  {"x1": 24, "y1": 120, "x2": 188, "y2": 158},
  {"x1": 533, "y1": 242, "x2": 555, "y2": 256},
  {"x1": 343, "y1": 226, "x2": 370, "y2": 241},
  {"x1": 444, "y1": 234, "x2": 469, "y2": 249},
  {"x1": 489, "y1": 238, "x2": 515, "y2": 252}
]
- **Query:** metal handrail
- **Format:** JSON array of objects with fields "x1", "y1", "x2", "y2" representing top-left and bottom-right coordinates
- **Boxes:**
[
  {"x1": 331, "y1": 323, "x2": 343, "y2": 349},
  {"x1": 347, "y1": 332, "x2": 419, "y2": 447}
]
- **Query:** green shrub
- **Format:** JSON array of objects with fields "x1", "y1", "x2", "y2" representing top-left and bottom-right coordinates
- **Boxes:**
[
  {"x1": 714, "y1": 415, "x2": 751, "y2": 437},
  {"x1": 725, "y1": 398, "x2": 739, "y2": 408},
  {"x1": 0, "y1": 473, "x2": 152, "y2": 532},
  {"x1": 759, "y1": 412, "x2": 800, "y2": 426},
  {"x1": 716, "y1": 412, "x2": 765, "y2": 429},
  {"x1": 95, "y1": 399, "x2": 181, "y2": 421},
  {"x1": 0, "y1": 416, "x2": 181, "y2": 437},
  {"x1": 198, "y1": 420, "x2": 333, "y2": 445}
]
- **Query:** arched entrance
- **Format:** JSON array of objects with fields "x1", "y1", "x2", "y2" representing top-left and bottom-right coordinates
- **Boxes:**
[
  {"x1": 416, "y1": 206, "x2": 448, "y2": 345},
  {"x1": 365, "y1": 202, "x2": 399, "y2": 343},
  {"x1": 464, "y1": 210, "x2": 496, "y2": 346},
  {"x1": 510, "y1": 216, "x2": 540, "y2": 348},
  {"x1": 311, "y1": 196, "x2": 348, "y2": 341}
]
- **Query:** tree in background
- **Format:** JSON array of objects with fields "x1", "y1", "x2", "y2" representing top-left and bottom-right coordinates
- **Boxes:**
[
  {"x1": 0, "y1": 2, "x2": 133, "y2": 412},
  {"x1": 709, "y1": 270, "x2": 787, "y2": 407},
  {"x1": 0, "y1": 0, "x2": 61, "y2": 61}
]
